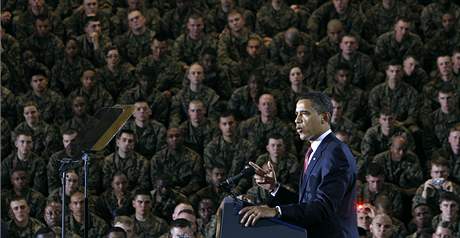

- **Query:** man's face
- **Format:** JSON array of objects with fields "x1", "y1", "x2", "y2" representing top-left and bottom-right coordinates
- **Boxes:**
[
  {"x1": 116, "y1": 133, "x2": 135, "y2": 154},
  {"x1": 335, "y1": 69, "x2": 350, "y2": 86},
  {"x1": 132, "y1": 195, "x2": 151, "y2": 216},
  {"x1": 188, "y1": 102, "x2": 205, "y2": 125},
  {"x1": 258, "y1": 94, "x2": 276, "y2": 117},
  {"x1": 188, "y1": 64, "x2": 204, "y2": 86},
  {"x1": 151, "y1": 39, "x2": 167, "y2": 60},
  {"x1": 11, "y1": 171, "x2": 28, "y2": 191},
  {"x1": 248, "y1": 76, "x2": 262, "y2": 95},
  {"x1": 127, "y1": 0, "x2": 140, "y2": 9},
  {"x1": 403, "y1": 56, "x2": 416, "y2": 75},
  {"x1": 452, "y1": 53, "x2": 460, "y2": 68},
  {"x1": 440, "y1": 200, "x2": 458, "y2": 221},
  {"x1": 331, "y1": 99, "x2": 343, "y2": 121},
  {"x1": 170, "y1": 227, "x2": 194, "y2": 238},
  {"x1": 84, "y1": 0, "x2": 98, "y2": 15},
  {"x1": 246, "y1": 39, "x2": 261, "y2": 57},
  {"x1": 441, "y1": 13, "x2": 455, "y2": 31},
  {"x1": 266, "y1": 138, "x2": 285, "y2": 158},
  {"x1": 128, "y1": 11, "x2": 146, "y2": 31},
  {"x1": 198, "y1": 199, "x2": 214, "y2": 220},
  {"x1": 385, "y1": 65, "x2": 402, "y2": 83},
  {"x1": 296, "y1": 45, "x2": 311, "y2": 63},
  {"x1": 332, "y1": 0, "x2": 349, "y2": 14},
  {"x1": 369, "y1": 215, "x2": 393, "y2": 238},
  {"x1": 378, "y1": 114, "x2": 395, "y2": 131},
  {"x1": 65, "y1": 40, "x2": 78, "y2": 58},
  {"x1": 106, "y1": 49, "x2": 120, "y2": 66},
  {"x1": 394, "y1": 20, "x2": 410, "y2": 40},
  {"x1": 35, "y1": 19, "x2": 50, "y2": 36},
  {"x1": 221, "y1": 0, "x2": 234, "y2": 11},
  {"x1": 15, "y1": 135, "x2": 33, "y2": 156},
  {"x1": 31, "y1": 75, "x2": 48, "y2": 93},
  {"x1": 295, "y1": 99, "x2": 325, "y2": 141},
  {"x1": 81, "y1": 70, "x2": 96, "y2": 90},
  {"x1": 413, "y1": 205, "x2": 432, "y2": 228},
  {"x1": 23, "y1": 105, "x2": 40, "y2": 125},
  {"x1": 65, "y1": 172, "x2": 79, "y2": 195},
  {"x1": 327, "y1": 24, "x2": 343, "y2": 43},
  {"x1": 133, "y1": 102, "x2": 151, "y2": 121},
  {"x1": 167, "y1": 128, "x2": 182, "y2": 149},
  {"x1": 72, "y1": 97, "x2": 87, "y2": 117},
  {"x1": 10, "y1": 200, "x2": 30, "y2": 223},
  {"x1": 448, "y1": 131, "x2": 460, "y2": 154},
  {"x1": 85, "y1": 21, "x2": 101, "y2": 35},
  {"x1": 112, "y1": 175, "x2": 128, "y2": 194},
  {"x1": 200, "y1": 54, "x2": 215, "y2": 71},
  {"x1": 187, "y1": 17, "x2": 204, "y2": 39},
  {"x1": 219, "y1": 115, "x2": 236, "y2": 138},
  {"x1": 366, "y1": 175, "x2": 384, "y2": 193},
  {"x1": 63, "y1": 132, "x2": 77, "y2": 150},
  {"x1": 339, "y1": 36, "x2": 357, "y2": 55},
  {"x1": 390, "y1": 137, "x2": 406, "y2": 161},
  {"x1": 289, "y1": 67, "x2": 303, "y2": 86},
  {"x1": 430, "y1": 165, "x2": 449, "y2": 179},
  {"x1": 357, "y1": 209, "x2": 372, "y2": 229},
  {"x1": 433, "y1": 226, "x2": 453, "y2": 238},
  {"x1": 210, "y1": 167, "x2": 225, "y2": 187},
  {"x1": 44, "y1": 203, "x2": 60, "y2": 227},
  {"x1": 437, "y1": 56, "x2": 452, "y2": 76},
  {"x1": 114, "y1": 222, "x2": 135, "y2": 238},
  {"x1": 438, "y1": 92, "x2": 454, "y2": 112},
  {"x1": 69, "y1": 193, "x2": 84, "y2": 216},
  {"x1": 228, "y1": 13, "x2": 245, "y2": 32},
  {"x1": 29, "y1": 0, "x2": 44, "y2": 13}
]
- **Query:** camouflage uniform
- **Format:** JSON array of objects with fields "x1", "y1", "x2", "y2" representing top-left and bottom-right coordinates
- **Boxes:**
[
  {"x1": 54, "y1": 0, "x2": 82, "y2": 19},
  {"x1": 114, "y1": 29, "x2": 155, "y2": 66},
  {"x1": 122, "y1": 119, "x2": 167, "y2": 159},
  {"x1": 238, "y1": 55, "x2": 281, "y2": 90},
  {"x1": 169, "y1": 86, "x2": 219, "y2": 127},
  {"x1": 1, "y1": 86, "x2": 17, "y2": 127},
  {"x1": 316, "y1": 36, "x2": 340, "y2": 65},
  {"x1": 132, "y1": 213, "x2": 169, "y2": 238},
  {"x1": 14, "y1": 7, "x2": 64, "y2": 41},
  {"x1": 431, "y1": 215, "x2": 459, "y2": 236},
  {"x1": 179, "y1": 119, "x2": 219, "y2": 156},
  {"x1": 6, "y1": 217, "x2": 45, "y2": 237},
  {"x1": 374, "y1": 31, "x2": 424, "y2": 70},
  {"x1": 1, "y1": 118, "x2": 12, "y2": 157},
  {"x1": 420, "y1": 1, "x2": 460, "y2": 37},
  {"x1": 61, "y1": 114, "x2": 99, "y2": 134},
  {"x1": 402, "y1": 67, "x2": 429, "y2": 93},
  {"x1": 239, "y1": 116, "x2": 295, "y2": 154},
  {"x1": 172, "y1": 33, "x2": 217, "y2": 67},
  {"x1": 425, "y1": 30, "x2": 460, "y2": 62},
  {"x1": 135, "y1": 55, "x2": 183, "y2": 93},
  {"x1": 68, "y1": 85, "x2": 114, "y2": 115},
  {"x1": 111, "y1": 6, "x2": 161, "y2": 37},
  {"x1": 268, "y1": 31, "x2": 314, "y2": 66},
  {"x1": 76, "y1": 34, "x2": 112, "y2": 67},
  {"x1": 95, "y1": 190, "x2": 134, "y2": 222},
  {"x1": 357, "y1": 182, "x2": 404, "y2": 218},
  {"x1": 161, "y1": 7, "x2": 201, "y2": 39},
  {"x1": 424, "y1": 108, "x2": 460, "y2": 147},
  {"x1": 245, "y1": 185, "x2": 270, "y2": 205},
  {"x1": 65, "y1": 213, "x2": 108, "y2": 238},
  {"x1": 1, "y1": 152, "x2": 47, "y2": 195},
  {"x1": 22, "y1": 32, "x2": 64, "y2": 70},
  {"x1": 368, "y1": 82, "x2": 419, "y2": 125},
  {"x1": 51, "y1": 56, "x2": 94, "y2": 95},
  {"x1": 331, "y1": 117, "x2": 364, "y2": 151},
  {"x1": 14, "y1": 120, "x2": 61, "y2": 157},
  {"x1": 361, "y1": 124, "x2": 415, "y2": 161},
  {"x1": 323, "y1": 85, "x2": 368, "y2": 129},
  {"x1": 189, "y1": 186, "x2": 228, "y2": 210},
  {"x1": 227, "y1": 86, "x2": 259, "y2": 121},
  {"x1": 255, "y1": 3, "x2": 298, "y2": 37},
  {"x1": 307, "y1": 2, "x2": 365, "y2": 41},
  {"x1": 278, "y1": 85, "x2": 312, "y2": 123},
  {"x1": 63, "y1": 10, "x2": 111, "y2": 37},
  {"x1": 206, "y1": 6, "x2": 255, "y2": 33},
  {"x1": 150, "y1": 188, "x2": 189, "y2": 222},
  {"x1": 432, "y1": 146, "x2": 460, "y2": 184},
  {"x1": 103, "y1": 152, "x2": 150, "y2": 191},
  {"x1": 372, "y1": 150, "x2": 424, "y2": 189},
  {"x1": 1, "y1": 188, "x2": 46, "y2": 222},
  {"x1": 0, "y1": 33, "x2": 22, "y2": 91},
  {"x1": 413, "y1": 181, "x2": 460, "y2": 211},
  {"x1": 97, "y1": 62, "x2": 135, "y2": 100},
  {"x1": 255, "y1": 153, "x2": 300, "y2": 191},
  {"x1": 326, "y1": 52, "x2": 377, "y2": 90},
  {"x1": 421, "y1": 77, "x2": 460, "y2": 114},
  {"x1": 282, "y1": 61, "x2": 326, "y2": 91},
  {"x1": 201, "y1": 68, "x2": 234, "y2": 100},
  {"x1": 17, "y1": 89, "x2": 66, "y2": 124},
  {"x1": 150, "y1": 146, "x2": 204, "y2": 195},
  {"x1": 217, "y1": 29, "x2": 260, "y2": 74},
  {"x1": 203, "y1": 136, "x2": 257, "y2": 194}
]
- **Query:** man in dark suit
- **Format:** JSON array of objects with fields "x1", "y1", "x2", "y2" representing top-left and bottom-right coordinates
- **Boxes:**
[{"x1": 239, "y1": 92, "x2": 358, "y2": 237}]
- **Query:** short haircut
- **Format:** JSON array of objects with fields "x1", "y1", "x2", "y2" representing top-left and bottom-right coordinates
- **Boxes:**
[
  {"x1": 170, "y1": 218, "x2": 192, "y2": 229},
  {"x1": 219, "y1": 111, "x2": 234, "y2": 120},
  {"x1": 34, "y1": 15, "x2": 49, "y2": 24},
  {"x1": 297, "y1": 91, "x2": 333, "y2": 115},
  {"x1": 394, "y1": 16, "x2": 411, "y2": 25},
  {"x1": 339, "y1": 33, "x2": 358, "y2": 43},
  {"x1": 30, "y1": 68, "x2": 48, "y2": 78},
  {"x1": 267, "y1": 132, "x2": 284, "y2": 143},
  {"x1": 200, "y1": 47, "x2": 217, "y2": 58},
  {"x1": 62, "y1": 128, "x2": 78, "y2": 136},
  {"x1": 13, "y1": 129, "x2": 33, "y2": 140},
  {"x1": 379, "y1": 107, "x2": 394, "y2": 117},
  {"x1": 113, "y1": 216, "x2": 134, "y2": 227},
  {"x1": 105, "y1": 227, "x2": 127, "y2": 238},
  {"x1": 22, "y1": 101, "x2": 39, "y2": 112},
  {"x1": 34, "y1": 227, "x2": 55, "y2": 237},
  {"x1": 133, "y1": 190, "x2": 152, "y2": 200},
  {"x1": 334, "y1": 63, "x2": 351, "y2": 74},
  {"x1": 227, "y1": 9, "x2": 244, "y2": 19},
  {"x1": 84, "y1": 15, "x2": 100, "y2": 27},
  {"x1": 385, "y1": 59, "x2": 402, "y2": 70},
  {"x1": 438, "y1": 83, "x2": 456, "y2": 95},
  {"x1": 366, "y1": 162, "x2": 385, "y2": 177},
  {"x1": 116, "y1": 129, "x2": 135, "y2": 140},
  {"x1": 431, "y1": 157, "x2": 449, "y2": 168},
  {"x1": 449, "y1": 123, "x2": 460, "y2": 133},
  {"x1": 9, "y1": 196, "x2": 28, "y2": 206},
  {"x1": 439, "y1": 191, "x2": 459, "y2": 205}
]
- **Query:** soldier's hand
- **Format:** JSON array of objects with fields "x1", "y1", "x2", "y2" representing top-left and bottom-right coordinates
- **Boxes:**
[
  {"x1": 290, "y1": 4, "x2": 301, "y2": 12},
  {"x1": 442, "y1": 181, "x2": 454, "y2": 192},
  {"x1": 1, "y1": 11, "x2": 12, "y2": 22},
  {"x1": 239, "y1": 205, "x2": 277, "y2": 227}
]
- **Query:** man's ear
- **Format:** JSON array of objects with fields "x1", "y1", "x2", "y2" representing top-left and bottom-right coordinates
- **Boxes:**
[{"x1": 321, "y1": 112, "x2": 331, "y2": 124}]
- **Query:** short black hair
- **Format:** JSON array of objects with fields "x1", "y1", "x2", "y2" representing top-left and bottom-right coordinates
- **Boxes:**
[
  {"x1": 366, "y1": 162, "x2": 385, "y2": 177},
  {"x1": 105, "y1": 227, "x2": 127, "y2": 238},
  {"x1": 170, "y1": 218, "x2": 192, "y2": 229},
  {"x1": 385, "y1": 59, "x2": 402, "y2": 70},
  {"x1": 297, "y1": 91, "x2": 332, "y2": 115},
  {"x1": 34, "y1": 227, "x2": 55, "y2": 237},
  {"x1": 439, "y1": 191, "x2": 459, "y2": 205}
]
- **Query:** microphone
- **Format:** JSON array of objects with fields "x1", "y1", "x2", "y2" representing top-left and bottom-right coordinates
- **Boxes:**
[{"x1": 219, "y1": 165, "x2": 255, "y2": 188}]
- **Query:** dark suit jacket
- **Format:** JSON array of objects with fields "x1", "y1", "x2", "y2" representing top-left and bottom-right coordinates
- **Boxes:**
[{"x1": 268, "y1": 133, "x2": 358, "y2": 238}]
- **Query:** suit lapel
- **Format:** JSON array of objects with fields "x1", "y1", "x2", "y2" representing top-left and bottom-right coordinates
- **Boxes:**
[{"x1": 298, "y1": 134, "x2": 334, "y2": 202}]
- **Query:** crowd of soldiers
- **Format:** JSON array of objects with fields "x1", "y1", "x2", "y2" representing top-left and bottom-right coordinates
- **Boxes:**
[{"x1": 1, "y1": 0, "x2": 460, "y2": 237}]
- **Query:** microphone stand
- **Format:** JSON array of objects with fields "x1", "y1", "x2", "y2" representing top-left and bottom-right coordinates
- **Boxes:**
[
  {"x1": 82, "y1": 152, "x2": 90, "y2": 238},
  {"x1": 58, "y1": 158, "x2": 79, "y2": 238}
]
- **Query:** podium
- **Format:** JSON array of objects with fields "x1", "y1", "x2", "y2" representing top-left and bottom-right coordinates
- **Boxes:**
[{"x1": 218, "y1": 196, "x2": 307, "y2": 238}]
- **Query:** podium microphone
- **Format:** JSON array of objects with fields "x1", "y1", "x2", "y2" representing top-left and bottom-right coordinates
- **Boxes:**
[{"x1": 219, "y1": 165, "x2": 255, "y2": 188}]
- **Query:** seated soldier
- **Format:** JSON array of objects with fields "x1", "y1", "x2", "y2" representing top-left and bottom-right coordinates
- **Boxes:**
[
  {"x1": 329, "y1": 96, "x2": 363, "y2": 149},
  {"x1": 255, "y1": 0, "x2": 298, "y2": 38},
  {"x1": 103, "y1": 129, "x2": 150, "y2": 192},
  {"x1": 227, "y1": 73, "x2": 266, "y2": 121},
  {"x1": 150, "y1": 175, "x2": 189, "y2": 222},
  {"x1": 432, "y1": 221, "x2": 455, "y2": 238},
  {"x1": 1, "y1": 130, "x2": 47, "y2": 194},
  {"x1": 406, "y1": 202, "x2": 434, "y2": 237},
  {"x1": 268, "y1": 27, "x2": 314, "y2": 67},
  {"x1": 316, "y1": 20, "x2": 344, "y2": 65},
  {"x1": 1, "y1": 168, "x2": 46, "y2": 222},
  {"x1": 179, "y1": 100, "x2": 219, "y2": 156},
  {"x1": 62, "y1": 95, "x2": 98, "y2": 134},
  {"x1": 131, "y1": 190, "x2": 169, "y2": 237},
  {"x1": 356, "y1": 203, "x2": 375, "y2": 237},
  {"x1": 14, "y1": 101, "x2": 60, "y2": 158},
  {"x1": 431, "y1": 192, "x2": 459, "y2": 236},
  {"x1": 105, "y1": 226, "x2": 127, "y2": 238},
  {"x1": 189, "y1": 165, "x2": 228, "y2": 209},
  {"x1": 368, "y1": 213, "x2": 394, "y2": 238},
  {"x1": 96, "y1": 172, "x2": 134, "y2": 223},
  {"x1": 113, "y1": 216, "x2": 135, "y2": 238},
  {"x1": 198, "y1": 48, "x2": 233, "y2": 100},
  {"x1": 453, "y1": 48, "x2": 460, "y2": 78},
  {"x1": 169, "y1": 218, "x2": 196, "y2": 238},
  {"x1": 43, "y1": 201, "x2": 80, "y2": 237},
  {"x1": 207, "y1": 0, "x2": 255, "y2": 33},
  {"x1": 204, "y1": 112, "x2": 257, "y2": 195},
  {"x1": 196, "y1": 198, "x2": 215, "y2": 238},
  {"x1": 151, "y1": 128, "x2": 204, "y2": 195},
  {"x1": 413, "y1": 158, "x2": 460, "y2": 211},
  {"x1": 401, "y1": 55, "x2": 429, "y2": 93},
  {"x1": 110, "y1": 0, "x2": 161, "y2": 37},
  {"x1": 68, "y1": 68, "x2": 114, "y2": 115},
  {"x1": 161, "y1": 0, "x2": 202, "y2": 39},
  {"x1": 63, "y1": 0, "x2": 111, "y2": 38},
  {"x1": 47, "y1": 170, "x2": 82, "y2": 213},
  {"x1": 372, "y1": 135, "x2": 424, "y2": 194},
  {"x1": 432, "y1": 124, "x2": 460, "y2": 184},
  {"x1": 6, "y1": 197, "x2": 45, "y2": 237},
  {"x1": 65, "y1": 191, "x2": 108, "y2": 237},
  {"x1": 373, "y1": 195, "x2": 408, "y2": 236}
]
